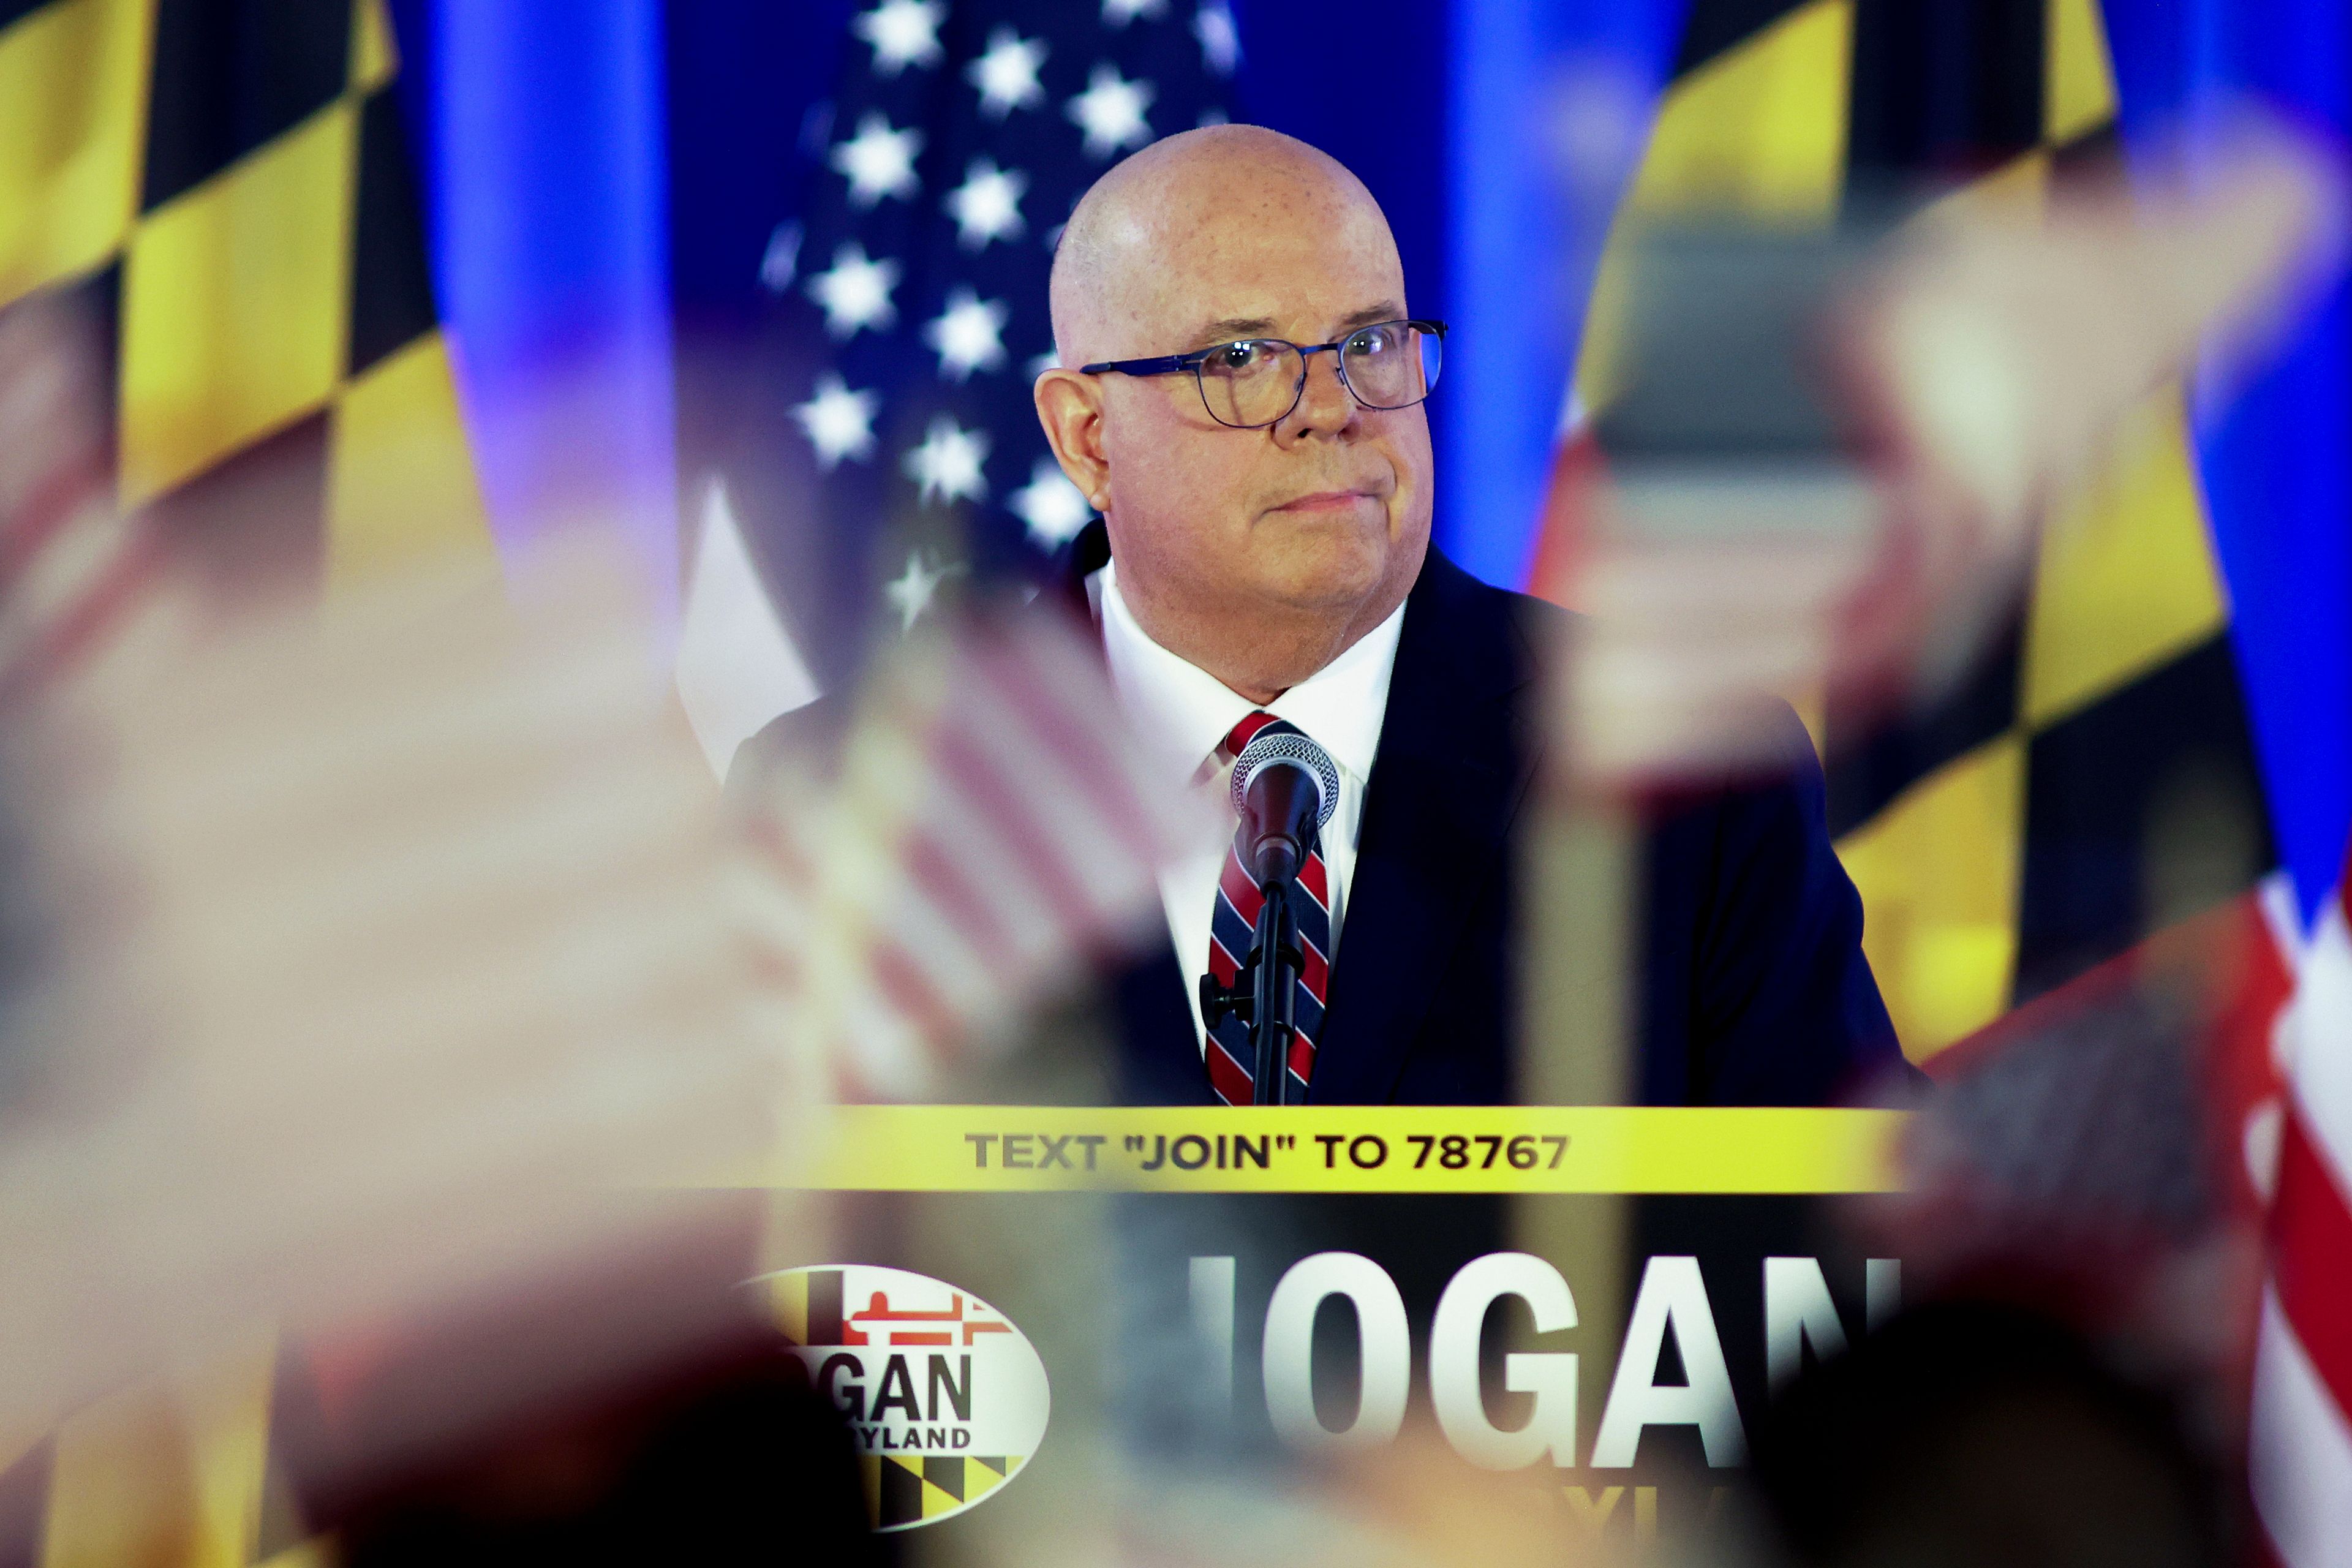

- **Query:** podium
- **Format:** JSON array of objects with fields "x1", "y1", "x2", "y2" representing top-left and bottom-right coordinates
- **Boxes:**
[
  {"x1": 18, "y1": 1109, "x2": 1912, "y2": 1554},
  {"x1": 737, "y1": 1106, "x2": 1911, "y2": 1540}
]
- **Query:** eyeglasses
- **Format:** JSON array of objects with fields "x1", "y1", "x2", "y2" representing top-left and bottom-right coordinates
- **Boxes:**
[{"x1": 1080, "y1": 318, "x2": 1446, "y2": 429}]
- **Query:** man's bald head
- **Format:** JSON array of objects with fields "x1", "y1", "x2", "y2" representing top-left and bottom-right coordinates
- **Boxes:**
[
  {"x1": 1031, "y1": 125, "x2": 1432, "y2": 704},
  {"x1": 1049, "y1": 125, "x2": 1399, "y2": 368}
]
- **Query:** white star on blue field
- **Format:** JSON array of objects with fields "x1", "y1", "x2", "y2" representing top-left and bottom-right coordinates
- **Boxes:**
[{"x1": 743, "y1": 0, "x2": 1237, "y2": 635}]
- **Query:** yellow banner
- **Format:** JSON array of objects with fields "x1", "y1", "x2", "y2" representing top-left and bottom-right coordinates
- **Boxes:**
[{"x1": 707, "y1": 1106, "x2": 1909, "y2": 1194}]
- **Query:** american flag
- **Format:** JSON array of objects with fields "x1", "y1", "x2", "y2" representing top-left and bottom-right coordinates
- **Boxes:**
[
  {"x1": 2250, "y1": 848, "x2": 2352, "y2": 1568},
  {"x1": 714, "y1": 0, "x2": 1236, "y2": 703},
  {"x1": 680, "y1": 0, "x2": 1239, "y2": 1096},
  {"x1": 737, "y1": 601, "x2": 1208, "y2": 1101}
]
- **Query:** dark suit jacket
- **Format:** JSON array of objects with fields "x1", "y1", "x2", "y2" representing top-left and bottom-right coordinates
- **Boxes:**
[{"x1": 737, "y1": 521, "x2": 1904, "y2": 1107}]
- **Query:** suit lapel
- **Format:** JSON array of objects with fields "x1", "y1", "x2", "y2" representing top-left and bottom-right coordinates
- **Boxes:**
[
  {"x1": 1307, "y1": 551, "x2": 1537, "y2": 1104},
  {"x1": 1058, "y1": 518, "x2": 1114, "y2": 616}
]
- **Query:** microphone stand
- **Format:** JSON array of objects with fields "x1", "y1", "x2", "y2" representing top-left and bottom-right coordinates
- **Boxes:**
[
  {"x1": 1199, "y1": 835, "x2": 1313, "y2": 1107},
  {"x1": 1245, "y1": 876, "x2": 1303, "y2": 1106}
]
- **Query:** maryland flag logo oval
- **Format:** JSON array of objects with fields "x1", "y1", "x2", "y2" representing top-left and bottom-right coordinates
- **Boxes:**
[{"x1": 763, "y1": 1265, "x2": 1050, "y2": 1531}]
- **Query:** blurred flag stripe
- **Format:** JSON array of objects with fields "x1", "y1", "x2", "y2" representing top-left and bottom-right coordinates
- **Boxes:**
[
  {"x1": 883, "y1": 859, "x2": 1001, "y2": 1021},
  {"x1": 2299, "y1": 888, "x2": 2352, "y2": 1165},
  {"x1": 948, "y1": 654, "x2": 1130, "y2": 928},
  {"x1": 2274, "y1": 1105, "x2": 2352, "y2": 1411},
  {"x1": 2254, "y1": 856, "x2": 2352, "y2": 1565},
  {"x1": 0, "y1": 459, "x2": 103, "y2": 582},
  {"x1": 922, "y1": 771, "x2": 1060, "y2": 952},
  {"x1": 835, "y1": 986, "x2": 929, "y2": 1099},
  {"x1": 905, "y1": 826, "x2": 1022, "y2": 975},
  {"x1": 0, "y1": 506, "x2": 152, "y2": 699},
  {"x1": 952, "y1": 650, "x2": 1158, "y2": 924},
  {"x1": 745, "y1": 938, "x2": 804, "y2": 996},
  {"x1": 973, "y1": 627, "x2": 1164, "y2": 852},
  {"x1": 2252, "y1": 1286, "x2": 2352, "y2": 1568},
  {"x1": 744, "y1": 810, "x2": 818, "y2": 891},
  {"x1": 868, "y1": 932, "x2": 964, "y2": 1057},
  {"x1": 966, "y1": 663, "x2": 1157, "y2": 925},
  {"x1": 931, "y1": 716, "x2": 1100, "y2": 931},
  {"x1": 20, "y1": 527, "x2": 157, "y2": 692}
]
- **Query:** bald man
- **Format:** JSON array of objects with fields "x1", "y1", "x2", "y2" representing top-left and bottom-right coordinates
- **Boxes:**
[{"x1": 1024, "y1": 125, "x2": 1898, "y2": 1107}]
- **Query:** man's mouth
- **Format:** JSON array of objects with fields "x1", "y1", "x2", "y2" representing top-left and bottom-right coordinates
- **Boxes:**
[{"x1": 1268, "y1": 489, "x2": 1378, "y2": 514}]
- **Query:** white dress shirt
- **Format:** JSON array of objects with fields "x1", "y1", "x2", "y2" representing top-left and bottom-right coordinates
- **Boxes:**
[{"x1": 1092, "y1": 557, "x2": 1407, "y2": 1050}]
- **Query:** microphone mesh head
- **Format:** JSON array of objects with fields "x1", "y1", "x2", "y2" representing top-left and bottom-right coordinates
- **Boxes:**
[{"x1": 1231, "y1": 729, "x2": 1341, "y2": 828}]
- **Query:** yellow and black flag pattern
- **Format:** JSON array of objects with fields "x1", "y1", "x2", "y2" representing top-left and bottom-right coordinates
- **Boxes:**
[
  {"x1": 0, "y1": 0, "x2": 492, "y2": 600},
  {"x1": 861, "y1": 1452, "x2": 1023, "y2": 1531},
  {"x1": 1577, "y1": 0, "x2": 2271, "y2": 1061},
  {"x1": 1, "y1": 2, "x2": 491, "y2": 1561},
  {"x1": 775, "y1": 1269, "x2": 1026, "y2": 1533}
]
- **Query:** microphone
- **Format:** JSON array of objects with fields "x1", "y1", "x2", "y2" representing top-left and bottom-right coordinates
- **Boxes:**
[
  {"x1": 1229, "y1": 728, "x2": 1340, "y2": 888},
  {"x1": 1202, "y1": 727, "x2": 1339, "y2": 1106}
]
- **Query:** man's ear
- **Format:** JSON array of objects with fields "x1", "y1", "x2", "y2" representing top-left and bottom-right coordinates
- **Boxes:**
[{"x1": 1033, "y1": 369, "x2": 1111, "y2": 511}]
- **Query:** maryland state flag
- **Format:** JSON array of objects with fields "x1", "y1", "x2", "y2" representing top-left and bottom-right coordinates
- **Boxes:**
[
  {"x1": 1545, "y1": 0, "x2": 2274, "y2": 1066},
  {"x1": 0, "y1": 0, "x2": 491, "y2": 612},
  {"x1": 0, "y1": 2, "x2": 491, "y2": 1559}
]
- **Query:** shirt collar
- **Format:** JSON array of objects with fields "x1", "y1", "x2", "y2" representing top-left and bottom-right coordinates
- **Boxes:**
[{"x1": 1096, "y1": 556, "x2": 1405, "y2": 788}]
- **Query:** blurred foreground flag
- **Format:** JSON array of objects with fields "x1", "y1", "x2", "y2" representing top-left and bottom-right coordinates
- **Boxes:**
[
  {"x1": 1538, "y1": 0, "x2": 2272, "y2": 1065},
  {"x1": 0, "y1": 0, "x2": 494, "y2": 676},
  {"x1": 2252, "y1": 846, "x2": 2352, "y2": 1567},
  {"x1": 733, "y1": 605, "x2": 1207, "y2": 1101},
  {"x1": 675, "y1": 0, "x2": 1234, "y2": 772}
]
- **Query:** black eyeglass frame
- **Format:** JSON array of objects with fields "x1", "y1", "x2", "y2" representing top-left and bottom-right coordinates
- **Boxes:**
[{"x1": 1079, "y1": 318, "x2": 1448, "y2": 429}]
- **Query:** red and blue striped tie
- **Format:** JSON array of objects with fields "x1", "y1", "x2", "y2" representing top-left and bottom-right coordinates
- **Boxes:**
[{"x1": 1204, "y1": 711, "x2": 1332, "y2": 1105}]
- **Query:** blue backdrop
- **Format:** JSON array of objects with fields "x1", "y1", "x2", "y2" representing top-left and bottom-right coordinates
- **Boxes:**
[{"x1": 388, "y1": 0, "x2": 2351, "y2": 919}]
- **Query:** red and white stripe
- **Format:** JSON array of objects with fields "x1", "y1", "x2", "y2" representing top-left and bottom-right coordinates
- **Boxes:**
[
  {"x1": 736, "y1": 607, "x2": 1200, "y2": 1101},
  {"x1": 0, "y1": 481, "x2": 162, "y2": 703},
  {"x1": 2251, "y1": 848, "x2": 2352, "y2": 1567},
  {"x1": 0, "y1": 306, "x2": 178, "y2": 707}
]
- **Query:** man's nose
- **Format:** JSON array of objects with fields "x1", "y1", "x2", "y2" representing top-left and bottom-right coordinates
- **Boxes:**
[{"x1": 1279, "y1": 349, "x2": 1360, "y2": 440}]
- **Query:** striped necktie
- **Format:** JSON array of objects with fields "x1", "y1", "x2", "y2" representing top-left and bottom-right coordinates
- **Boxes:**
[{"x1": 1204, "y1": 711, "x2": 1333, "y2": 1105}]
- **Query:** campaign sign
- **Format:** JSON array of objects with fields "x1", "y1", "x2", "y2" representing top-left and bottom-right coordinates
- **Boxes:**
[
  {"x1": 764, "y1": 1264, "x2": 1051, "y2": 1531},
  {"x1": 736, "y1": 1107, "x2": 1912, "y2": 1550}
]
